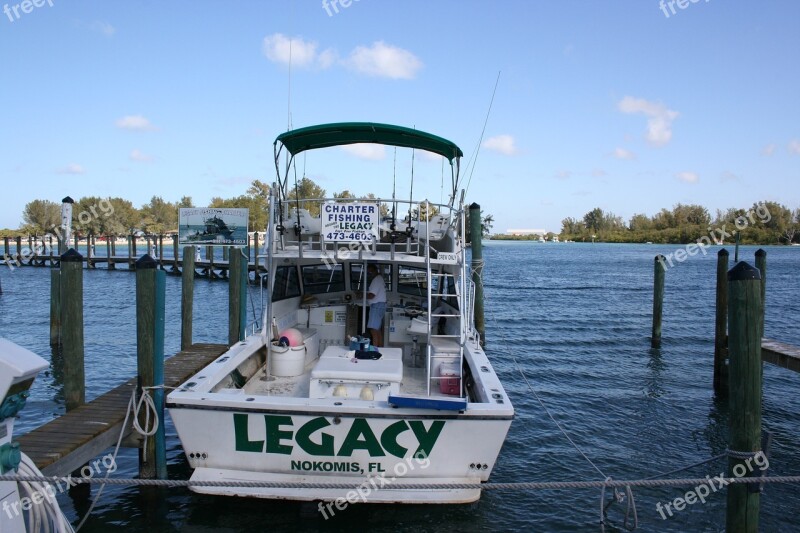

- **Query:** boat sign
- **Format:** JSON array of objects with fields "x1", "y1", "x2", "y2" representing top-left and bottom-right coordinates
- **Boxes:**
[
  {"x1": 322, "y1": 203, "x2": 379, "y2": 243},
  {"x1": 234, "y1": 413, "x2": 444, "y2": 459},
  {"x1": 179, "y1": 208, "x2": 249, "y2": 246},
  {"x1": 435, "y1": 252, "x2": 458, "y2": 264}
]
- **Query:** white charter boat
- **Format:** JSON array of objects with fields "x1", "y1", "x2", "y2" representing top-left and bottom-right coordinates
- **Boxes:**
[{"x1": 167, "y1": 123, "x2": 514, "y2": 503}]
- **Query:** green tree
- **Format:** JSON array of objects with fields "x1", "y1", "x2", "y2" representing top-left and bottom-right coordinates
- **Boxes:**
[
  {"x1": 290, "y1": 177, "x2": 326, "y2": 216},
  {"x1": 583, "y1": 207, "x2": 604, "y2": 233},
  {"x1": 177, "y1": 196, "x2": 194, "y2": 208},
  {"x1": 140, "y1": 196, "x2": 178, "y2": 235},
  {"x1": 73, "y1": 196, "x2": 106, "y2": 237},
  {"x1": 21, "y1": 199, "x2": 60, "y2": 236},
  {"x1": 105, "y1": 198, "x2": 139, "y2": 236}
]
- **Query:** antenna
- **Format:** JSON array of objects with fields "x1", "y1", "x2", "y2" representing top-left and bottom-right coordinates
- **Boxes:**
[{"x1": 464, "y1": 71, "x2": 501, "y2": 196}]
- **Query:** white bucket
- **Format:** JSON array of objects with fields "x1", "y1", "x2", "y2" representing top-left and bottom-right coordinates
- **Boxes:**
[{"x1": 270, "y1": 342, "x2": 306, "y2": 377}]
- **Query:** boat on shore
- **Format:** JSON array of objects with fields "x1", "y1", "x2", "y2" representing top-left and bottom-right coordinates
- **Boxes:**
[{"x1": 166, "y1": 122, "x2": 514, "y2": 504}]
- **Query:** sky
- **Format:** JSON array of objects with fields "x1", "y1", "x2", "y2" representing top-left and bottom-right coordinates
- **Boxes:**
[{"x1": 1, "y1": 0, "x2": 798, "y2": 234}]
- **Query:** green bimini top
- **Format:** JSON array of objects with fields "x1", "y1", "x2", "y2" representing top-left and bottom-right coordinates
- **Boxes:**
[{"x1": 274, "y1": 122, "x2": 463, "y2": 162}]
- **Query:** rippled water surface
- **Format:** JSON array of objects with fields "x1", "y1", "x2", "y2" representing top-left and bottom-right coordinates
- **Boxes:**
[{"x1": 1, "y1": 242, "x2": 799, "y2": 532}]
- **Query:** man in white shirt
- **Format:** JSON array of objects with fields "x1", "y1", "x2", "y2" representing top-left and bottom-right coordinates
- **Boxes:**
[{"x1": 365, "y1": 264, "x2": 386, "y2": 347}]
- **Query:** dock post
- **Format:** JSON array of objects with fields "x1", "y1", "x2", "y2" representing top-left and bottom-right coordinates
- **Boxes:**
[
  {"x1": 468, "y1": 203, "x2": 485, "y2": 344},
  {"x1": 754, "y1": 249, "x2": 766, "y2": 339},
  {"x1": 208, "y1": 246, "x2": 216, "y2": 279},
  {"x1": 105, "y1": 235, "x2": 111, "y2": 266},
  {"x1": 50, "y1": 269, "x2": 61, "y2": 345},
  {"x1": 172, "y1": 235, "x2": 180, "y2": 273},
  {"x1": 229, "y1": 248, "x2": 247, "y2": 344},
  {"x1": 15, "y1": 237, "x2": 22, "y2": 263},
  {"x1": 60, "y1": 249, "x2": 85, "y2": 411},
  {"x1": 3, "y1": 237, "x2": 9, "y2": 258},
  {"x1": 158, "y1": 235, "x2": 164, "y2": 268},
  {"x1": 131, "y1": 234, "x2": 137, "y2": 259},
  {"x1": 222, "y1": 245, "x2": 229, "y2": 262},
  {"x1": 714, "y1": 249, "x2": 729, "y2": 395},
  {"x1": 48, "y1": 235, "x2": 53, "y2": 265},
  {"x1": 86, "y1": 234, "x2": 94, "y2": 268},
  {"x1": 725, "y1": 261, "x2": 762, "y2": 533},
  {"x1": 651, "y1": 255, "x2": 665, "y2": 349},
  {"x1": 135, "y1": 254, "x2": 167, "y2": 479},
  {"x1": 60, "y1": 197, "x2": 74, "y2": 256},
  {"x1": 181, "y1": 246, "x2": 195, "y2": 351}
]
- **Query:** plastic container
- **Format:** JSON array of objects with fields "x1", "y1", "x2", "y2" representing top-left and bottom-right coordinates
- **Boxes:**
[
  {"x1": 437, "y1": 362, "x2": 461, "y2": 395},
  {"x1": 270, "y1": 341, "x2": 306, "y2": 377}
]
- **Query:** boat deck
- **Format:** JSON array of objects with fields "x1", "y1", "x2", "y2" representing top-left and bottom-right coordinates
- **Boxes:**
[{"x1": 241, "y1": 346, "x2": 450, "y2": 400}]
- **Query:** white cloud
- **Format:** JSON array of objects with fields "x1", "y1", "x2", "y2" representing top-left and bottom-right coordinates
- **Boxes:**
[
  {"x1": 675, "y1": 171, "x2": 699, "y2": 184},
  {"x1": 115, "y1": 115, "x2": 158, "y2": 131},
  {"x1": 341, "y1": 144, "x2": 386, "y2": 160},
  {"x1": 262, "y1": 33, "x2": 334, "y2": 69},
  {"x1": 612, "y1": 147, "x2": 636, "y2": 160},
  {"x1": 91, "y1": 21, "x2": 115, "y2": 37},
  {"x1": 789, "y1": 139, "x2": 800, "y2": 155},
  {"x1": 720, "y1": 171, "x2": 740, "y2": 182},
  {"x1": 130, "y1": 149, "x2": 153, "y2": 162},
  {"x1": 761, "y1": 144, "x2": 776, "y2": 156},
  {"x1": 618, "y1": 96, "x2": 679, "y2": 147},
  {"x1": 483, "y1": 135, "x2": 518, "y2": 156},
  {"x1": 57, "y1": 163, "x2": 86, "y2": 175},
  {"x1": 346, "y1": 41, "x2": 422, "y2": 79}
]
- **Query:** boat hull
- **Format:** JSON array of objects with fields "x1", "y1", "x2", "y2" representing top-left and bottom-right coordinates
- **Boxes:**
[{"x1": 168, "y1": 404, "x2": 512, "y2": 503}]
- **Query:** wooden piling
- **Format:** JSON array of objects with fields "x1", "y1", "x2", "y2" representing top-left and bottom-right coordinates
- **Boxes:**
[
  {"x1": 469, "y1": 203, "x2": 485, "y2": 344},
  {"x1": 132, "y1": 235, "x2": 138, "y2": 258},
  {"x1": 87, "y1": 235, "x2": 94, "y2": 267},
  {"x1": 181, "y1": 246, "x2": 195, "y2": 351},
  {"x1": 158, "y1": 235, "x2": 164, "y2": 268},
  {"x1": 172, "y1": 235, "x2": 180, "y2": 272},
  {"x1": 135, "y1": 254, "x2": 167, "y2": 479},
  {"x1": 725, "y1": 261, "x2": 762, "y2": 532},
  {"x1": 228, "y1": 248, "x2": 247, "y2": 345},
  {"x1": 60, "y1": 249, "x2": 85, "y2": 411},
  {"x1": 652, "y1": 255, "x2": 666, "y2": 349},
  {"x1": 15, "y1": 236, "x2": 22, "y2": 262},
  {"x1": 714, "y1": 249, "x2": 729, "y2": 395},
  {"x1": 755, "y1": 249, "x2": 766, "y2": 339},
  {"x1": 105, "y1": 236, "x2": 111, "y2": 266},
  {"x1": 50, "y1": 269, "x2": 61, "y2": 345},
  {"x1": 3, "y1": 237, "x2": 9, "y2": 258}
]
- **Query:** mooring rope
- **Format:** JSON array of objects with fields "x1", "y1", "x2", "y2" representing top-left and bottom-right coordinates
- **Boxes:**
[{"x1": 3, "y1": 474, "x2": 800, "y2": 490}]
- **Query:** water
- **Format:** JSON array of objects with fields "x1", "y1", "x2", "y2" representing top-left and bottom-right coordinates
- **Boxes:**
[{"x1": 1, "y1": 242, "x2": 799, "y2": 532}]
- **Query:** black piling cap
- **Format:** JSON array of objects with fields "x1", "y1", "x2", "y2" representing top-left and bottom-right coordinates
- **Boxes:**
[
  {"x1": 135, "y1": 254, "x2": 158, "y2": 269},
  {"x1": 60, "y1": 248, "x2": 83, "y2": 262},
  {"x1": 469, "y1": 202, "x2": 481, "y2": 211},
  {"x1": 755, "y1": 248, "x2": 767, "y2": 258},
  {"x1": 728, "y1": 261, "x2": 761, "y2": 281},
  {"x1": 718, "y1": 248, "x2": 729, "y2": 257},
  {"x1": 62, "y1": 196, "x2": 74, "y2": 204}
]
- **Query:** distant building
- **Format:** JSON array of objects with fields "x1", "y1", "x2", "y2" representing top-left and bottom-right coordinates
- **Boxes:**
[{"x1": 505, "y1": 229, "x2": 546, "y2": 236}]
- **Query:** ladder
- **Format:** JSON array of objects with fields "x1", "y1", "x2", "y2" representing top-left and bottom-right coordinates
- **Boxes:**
[{"x1": 423, "y1": 202, "x2": 465, "y2": 397}]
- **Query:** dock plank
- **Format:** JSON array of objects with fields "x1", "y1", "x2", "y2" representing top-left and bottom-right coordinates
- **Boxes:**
[
  {"x1": 762, "y1": 338, "x2": 800, "y2": 373},
  {"x1": 18, "y1": 343, "x2": 227, "y2": 476}
]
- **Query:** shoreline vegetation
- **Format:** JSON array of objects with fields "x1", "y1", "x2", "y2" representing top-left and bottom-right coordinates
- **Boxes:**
[
  {"x1": 493, "y1": 202, "x2": 799, "y2": 246},
  {"x1": 2, "y1": 178, "x2": 495, "y2": 243}
]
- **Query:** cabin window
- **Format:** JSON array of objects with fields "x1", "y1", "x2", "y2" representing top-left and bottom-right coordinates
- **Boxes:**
[
  {"x1": 350, "y1": 263, "x2": 392, "y2": 292},
  {"x1": 302, "y1": 264, "x2": 345, "y2": 295},
  {"x1": 272, "y1": 265, "x2": 301, "y2": 301},
  {"x1": 397, "y1": 265, "x2": 427, "y2": 296}
]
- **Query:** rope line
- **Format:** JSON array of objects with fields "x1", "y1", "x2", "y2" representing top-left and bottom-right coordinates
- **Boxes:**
[{"x1": 3, "y1": 474, "x2": 800, "y2": 490}]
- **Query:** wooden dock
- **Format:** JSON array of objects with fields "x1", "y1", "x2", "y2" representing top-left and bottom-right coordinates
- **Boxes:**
[
  {"x1": 762, "y1": 338, "x2": 800, "y2": 373},
  {"x1": 17, "y1": 343, "x2": 227, "y2": 476}
]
